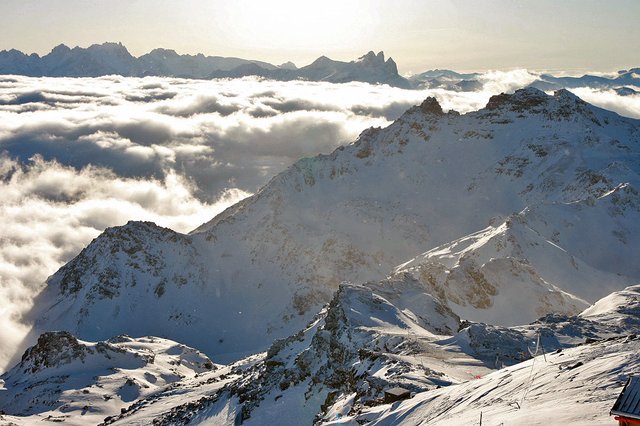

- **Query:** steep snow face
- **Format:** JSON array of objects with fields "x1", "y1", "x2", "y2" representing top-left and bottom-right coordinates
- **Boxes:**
[
  {"x1": 29, "y1": 88, "x2": 640, "y2": 362},
  {"x1": 28, "y1": 219, "x2": 326, "y2": 364},
  {"x1": 391, "y1": 207, "x2": 638, "y2": 325},
  {"x1": 580, "y1": 285, "x2": 640, "y2": 330},
  {"x1": 0, "y1": 332, "x2": 219, "y2": 425}
]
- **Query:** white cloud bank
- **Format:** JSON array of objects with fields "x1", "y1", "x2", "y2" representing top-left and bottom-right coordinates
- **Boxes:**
[{"x1": 0, "y1": 72, "x2": 639, "y2": 371}]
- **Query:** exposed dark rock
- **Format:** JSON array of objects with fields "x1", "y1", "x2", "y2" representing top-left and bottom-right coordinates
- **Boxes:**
[{"x1": 420, "y1": 97, "x2": 444, "y2": 115}]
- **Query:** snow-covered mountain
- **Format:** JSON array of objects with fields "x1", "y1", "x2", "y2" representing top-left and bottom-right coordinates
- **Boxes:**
[{"x1": 23, "y1": 88, "x2": 640, "y2": 370}]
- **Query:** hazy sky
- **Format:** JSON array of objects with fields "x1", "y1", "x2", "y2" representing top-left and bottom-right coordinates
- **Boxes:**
[{"x1": 0, "y1": 0, "x2": 638, "y2": 73}]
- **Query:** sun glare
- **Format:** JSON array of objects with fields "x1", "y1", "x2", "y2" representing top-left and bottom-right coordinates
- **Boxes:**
[{"x1": 219, "y1": 0, "x2": 378, "y2": 54}]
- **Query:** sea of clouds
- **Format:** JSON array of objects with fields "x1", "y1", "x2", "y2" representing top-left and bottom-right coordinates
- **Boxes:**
[{"x1": 0, "y1": 71, "x2": 639, "y2": 370}]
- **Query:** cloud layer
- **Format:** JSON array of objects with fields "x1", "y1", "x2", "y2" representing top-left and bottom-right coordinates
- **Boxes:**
[{"x1": 0, "y1": 72, "x2": 639, "y2": 371}]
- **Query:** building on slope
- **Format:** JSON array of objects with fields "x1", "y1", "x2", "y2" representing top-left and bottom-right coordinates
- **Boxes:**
[{"x1": 611, "y1": 376, "x2": 640, "y2": 426}]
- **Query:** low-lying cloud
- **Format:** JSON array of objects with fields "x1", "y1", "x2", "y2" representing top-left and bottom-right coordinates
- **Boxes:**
[
  {"x1": 0, "y1": 154, "x2": 249, "y2": 369},
  {"x1": 0, "y1": 71, "x2": 638, "y2": 371}
]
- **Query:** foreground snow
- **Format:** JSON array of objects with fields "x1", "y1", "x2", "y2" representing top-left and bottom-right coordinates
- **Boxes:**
[
  {"x1": 0, "y1": 333, "x2": 226, "y2": 425},
  {"x1": 329, "y1": 335, "x2": 639, "y2": 425},
  {"x1": 3, "y1": 285, "x2": 639, "y2": 425}
]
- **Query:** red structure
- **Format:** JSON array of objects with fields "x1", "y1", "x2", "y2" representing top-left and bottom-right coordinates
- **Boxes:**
[{"x1": 611, "y1": 376, "x2": 640, "y2": 425}]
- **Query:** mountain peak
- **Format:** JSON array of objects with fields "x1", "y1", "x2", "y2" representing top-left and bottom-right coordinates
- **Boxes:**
[
  {"x1": 552, "y1": 88, "x2": 586, "y2": 103},
  {"x1": 385, "y1": 56, "x2": 399, "y2": 74},
  {"x1": 87, "y1": 41, "x2": 132, "y2": 56},
  {"x1": 90, "y1": 41, "x2": 124, "y2": 48},
  {"x1": 358, "y1": 50, "x2": 385, "y2": 65},
  {"x1": 419, "y1": 96, "x2": 444, "y2": 115},
  {"x1": 19, "y1": 331, "x2": 85, "y2": 373},
  {"x1": 148, "y1": 47, "x2": 179, "y2": 57},
  {"x1": 49, "y1": 43, "x2": 71, "y2": 55},
  {"x1": 485, "y1": 87, "x2": 548, "y2": 110},
  {"x1": 484, "y1": 86, "x2": 606, "y2": 122},
  {"x1": 278, "y1": 61, "x2": 297, "y2": 70}
]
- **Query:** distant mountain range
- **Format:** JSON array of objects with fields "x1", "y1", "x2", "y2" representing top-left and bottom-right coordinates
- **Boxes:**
[
  {"x1": 0, "y1": 42, "x2": 411, "y2": 88},
  {"x1": 408, "y1": 67, "x2": 640, "y2": 92},
  {"x1": 1, "y1": 42, "x2": 638, "y2": 92}
]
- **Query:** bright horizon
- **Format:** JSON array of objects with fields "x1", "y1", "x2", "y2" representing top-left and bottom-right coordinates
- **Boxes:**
[{"x1": 1, "y1": 0, "x2": 639, "y2": 74}]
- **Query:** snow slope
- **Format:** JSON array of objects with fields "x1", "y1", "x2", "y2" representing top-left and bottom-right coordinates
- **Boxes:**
[
  {"x1": 322, "y1": 285, "x2": 640, "y2": 425},
  {"x1": 330, "y1": 334, "x2": 640, "y2": 425},
  {"x1": 0, "y1": 332, "x2": 222, "y2": 425},
  {"x1": 390, "y1": 207, "x2": 637, "y2": 325},
  {"x1": 106, "y1": 281, "x2": 485, "y2": 426},
  {"x1": 25, "y1": 88, "x2": 640, "y2": 366},
  {"x1": 4, "y1": 286, "x2": 640, "y2": 425}
]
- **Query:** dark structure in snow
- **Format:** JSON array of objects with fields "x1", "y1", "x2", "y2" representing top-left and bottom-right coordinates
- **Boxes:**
[
  {"x1": 384, "y1": 387, "x2": 412, "y2": 404},
  {"x1": 611, "y1": 376, "x2": 640, "y2": 425}
]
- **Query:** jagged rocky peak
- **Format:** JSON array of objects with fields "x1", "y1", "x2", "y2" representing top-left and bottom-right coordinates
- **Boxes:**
[
  {"x1": 49, "y1": 43, "x2": 71, "y2": 55},
  {"x1": 79, "y1": 220, "x2": 181, "y2": 253},
  {"x1": 147, "y1": 47, "x2": 180, "y2": 58},
  {"x1": 483, "y1": 86, "x2": 604, "y2": 120},
  {"x1": 86, "y1": 42, "x2": 135, "y2": 60},
  {"x1": 357, "y1": 50, "x2": 399, "y2": 73},
  {"x1": 278, "y1": 61, "x2": 297, "y2": 70},
  {"x1": 88, "y1": 41, "x2": 126, "y2": 50},
  {"x1": 107, "y1": 219, "x2": 174, "y2": 235},
  {"x1": 47, "y1": 219, "x2": 188, "y2": 298},
  {"x1": 384, "y1": 56, "x2": 399, "y2": 74},
  {"x1": 358, "y1": 50, "x2": 384, "y2": 64},
  {"x1": 18, "y1": 331, "x2": 86, "y2": 373},
  {"x1": 485, "y1": 86, "x2": 549, "y2": 111},
  {"x1": 220, "y1": 281, "x2": 460, "y2": 425},
  {"x1": 419, "y1": 96, "x2": 444, "y2": 115},
  {"x1": 310, "y1": 55, "x2": 332, "y2": 65},
  {"x1": 96, "y1": 220, "x2": 184, "y2": 246}
]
